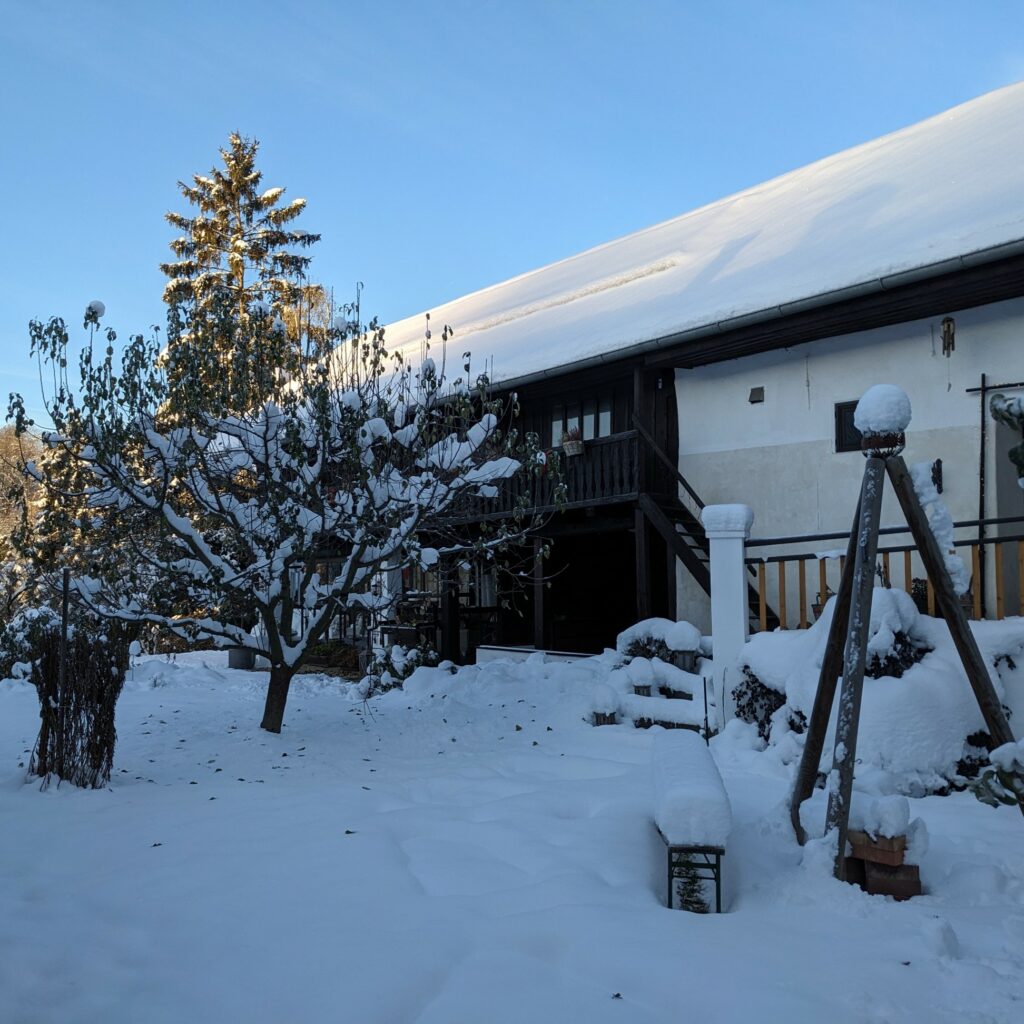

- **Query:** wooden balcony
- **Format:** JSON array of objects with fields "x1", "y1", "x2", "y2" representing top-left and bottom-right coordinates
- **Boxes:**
[{"x1": 456, "y1": 429, "x2": 640, "y2": 523}]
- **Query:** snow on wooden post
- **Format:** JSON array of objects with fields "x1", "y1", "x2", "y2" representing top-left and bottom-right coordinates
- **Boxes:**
[{"x1": 701, "y1": 504, "x2": 754, "y2": 727}]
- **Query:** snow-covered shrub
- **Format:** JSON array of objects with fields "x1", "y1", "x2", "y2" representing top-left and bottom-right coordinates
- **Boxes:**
[
  {"x1": 969, "y1": 738, "x2": 1024, "y2": 808},
  {"x1": 360, "y1": 643, "x2": 444, "y2": 695},
  {"x1": 29, "y1": 622, "x2": 130, "y2": 789},
  {"x1": 616, "y1": 617, "x2": 700, "y2": 663},
  {"x1": 0, "y1": 604, "x2": 62, "y2": 680},
  {"x1": 741, "y1": 588, "x2": 1023, "y2": 792},
  {"x1": 731, "y1": 667, "x2": 787, "y2": 742}
]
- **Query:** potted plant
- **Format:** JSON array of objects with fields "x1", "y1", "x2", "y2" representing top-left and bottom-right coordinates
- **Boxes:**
[
  {"x1": 561, "y1": 425, "x2": 584, "y2": 457},
  {"x1": 811, "y1": 586, "x2": 834, "y2": 621}
]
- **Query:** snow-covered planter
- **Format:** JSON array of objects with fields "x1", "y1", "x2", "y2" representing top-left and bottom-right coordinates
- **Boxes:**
[{"x1": 591, "y1": 682, "x2": 619, "y2": 726}]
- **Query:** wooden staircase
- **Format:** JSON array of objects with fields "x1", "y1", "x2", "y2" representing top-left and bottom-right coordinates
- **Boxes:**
[{"x1": 633, "y1": 417, "x2": 779, "y2": 631}]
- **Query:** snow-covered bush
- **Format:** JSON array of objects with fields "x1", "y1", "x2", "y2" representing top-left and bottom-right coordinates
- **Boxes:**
[
  {"x1": 29, "y1": 622, "x2": 130, "y2": 789},
  {"x1": 616, "y1": 617, "x2": 700, "y2": 663},
  {"x1": 0, "y1": 604, "x2": 61, "y2": 680},
  {"x1": 732, "y1": 667, "x2": 790, "y2": 742},
  {"x1": 359, "y1": 643, "x2": 446, "y2": 696},
  {"x1": 741, "y1": 588, "x2": 1022, "y2": 792},
  {"x1": 969, "y1": 738, "x2": 1024, "y2": 808}
]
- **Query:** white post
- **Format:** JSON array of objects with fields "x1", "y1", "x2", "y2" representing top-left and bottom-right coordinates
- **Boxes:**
[{"x1": 700, "y1": 504, "x2": 754, "y2": 728}]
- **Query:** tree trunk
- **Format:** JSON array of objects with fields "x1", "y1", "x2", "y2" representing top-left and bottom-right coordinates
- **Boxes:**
[{"x1": 260, "y1": 664, "x2": 294, "y2": 733}]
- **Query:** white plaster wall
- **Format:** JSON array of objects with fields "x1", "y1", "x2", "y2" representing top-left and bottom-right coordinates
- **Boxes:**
[{"x1": 675, "y1": 297, "x2": 1024, "y2": 626}]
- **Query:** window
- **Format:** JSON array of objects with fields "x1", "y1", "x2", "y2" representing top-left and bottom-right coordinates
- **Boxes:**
[
  {"x1": 835, "y1": 401, "x2": 863, "y2": 453},
  {"x1": 550, "y1": 395, "x2": 614, "y2": 445}
]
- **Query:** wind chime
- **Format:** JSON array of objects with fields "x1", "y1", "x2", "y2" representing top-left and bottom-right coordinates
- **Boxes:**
[{"x1": 788, "y1": 385, "x2": 1023, "y2": 880}]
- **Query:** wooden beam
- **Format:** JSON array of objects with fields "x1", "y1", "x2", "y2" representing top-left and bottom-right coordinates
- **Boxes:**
[
  {"x1": 635, "y1": 506, "x2": 651, "y2": 621},
  {"x1": 532, "y1": 538, "x2": 547, "y2": 650},
  {"x1": 789, "y1": 497, "x2": 861, "y2": 844},
  {"x1": 638, "y1": 493, "x2": 711, "y2": 594},
  {"x1": 826, "y1": 457, "x2": 887, "y2": 879},
  {"x1": 886, "y1": 456, "x2": 1020, "y2": 763}
]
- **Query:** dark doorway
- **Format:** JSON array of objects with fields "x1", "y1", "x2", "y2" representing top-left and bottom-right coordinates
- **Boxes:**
[{"x1": 544, "y1": 528, "x2": 636, "y2": 652}]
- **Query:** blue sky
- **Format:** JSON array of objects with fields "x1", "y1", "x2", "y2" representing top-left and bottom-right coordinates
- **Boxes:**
[{"x1": 2, "y1": 0, "x2": 1023, "y2": 422}]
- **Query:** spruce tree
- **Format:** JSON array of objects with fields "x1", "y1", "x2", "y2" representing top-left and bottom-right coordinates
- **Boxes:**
[{"x1": 160, "y1": 133, "x2": 321, "y2": 417}]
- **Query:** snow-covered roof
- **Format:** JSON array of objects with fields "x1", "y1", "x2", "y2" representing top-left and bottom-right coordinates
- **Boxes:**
[{"x1": 385, "y1": 83, "x2": 1024, "y2": 386}]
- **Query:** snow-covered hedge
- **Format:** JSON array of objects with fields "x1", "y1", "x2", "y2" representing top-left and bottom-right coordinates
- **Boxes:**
[{"x1": 738, "y1": 588, "x2": 1024, "y2": 793}]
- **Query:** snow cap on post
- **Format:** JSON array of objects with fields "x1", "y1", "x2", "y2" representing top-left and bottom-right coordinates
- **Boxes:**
[
  {"x1": 854, "y1": 384, "x2": 911, "y2": 456},
  {"x1": 700, "y1": 503, "x2": 754, "y2": 537}
]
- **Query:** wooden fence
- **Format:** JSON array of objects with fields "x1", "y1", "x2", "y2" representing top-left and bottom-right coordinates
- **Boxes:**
[{"x1": 745, "y1": 516, "x2": 1024, "y2": 631}]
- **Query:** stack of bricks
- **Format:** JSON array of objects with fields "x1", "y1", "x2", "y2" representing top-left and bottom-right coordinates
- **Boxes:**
[{"x1": 844, "y1": 830, "x2": 922, "y2": 900}]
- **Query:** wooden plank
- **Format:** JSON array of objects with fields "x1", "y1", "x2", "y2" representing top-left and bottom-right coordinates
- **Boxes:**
[
  {"x1": 789, "y1": 496, "x2": 862, "y2": 845},
  {"x1": 882, "y1": 550, "x2": 891, "y2": 588},
  {"x1": 927, "y1": 578, "x2": 935, "y2": 617},
  {"x1": 826, "y1": 457, "x2": 887, "y2": 880},
  {"x1": 903, "y1": 550, "x2": 912, "y2": 593},
  {"x1": 777, "y1": 562, "x2": 788, "y2": 630},
  {"x1": 798, "y1": 558, "x2": 808, "y2": 629},
  {"x1": 995, "y1": 542, "x2": 1005, "y2": 620},
  {"x1": 972, "y1": 545, "x2": 982, "y2": 620},
  {"x1": 758, "y1": 562, "x2": 767, "y2": 633},
  {"x1": 818, "y1": 559, "x2": 828, "y2": 614},
  {"x1": 887, "y1": 456, "x2": 1020, "y2": 814}
]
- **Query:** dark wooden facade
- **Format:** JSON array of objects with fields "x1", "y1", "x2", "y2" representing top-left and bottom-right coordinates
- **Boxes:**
[
  {"x1": 413, "y1": 250, "x2": 1024, "y2": 663},
  {"x1": 422, "y1": 358, "x2": 719, "y2": 661}
]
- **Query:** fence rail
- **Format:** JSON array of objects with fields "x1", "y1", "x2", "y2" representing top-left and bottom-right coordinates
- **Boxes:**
[{"x1": 744, "y1": 515, "x2": 1024, "y2": 631}]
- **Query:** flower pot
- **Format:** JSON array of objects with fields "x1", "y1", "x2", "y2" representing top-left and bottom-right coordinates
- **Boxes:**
[{"x1": 562, "y1": 439, "x2": 584, "y2": 457}]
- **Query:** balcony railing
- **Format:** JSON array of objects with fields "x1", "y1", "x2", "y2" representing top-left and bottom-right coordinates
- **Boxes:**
[{"x1": 456, "y1": 429, "x2": 640, "y2": 523}]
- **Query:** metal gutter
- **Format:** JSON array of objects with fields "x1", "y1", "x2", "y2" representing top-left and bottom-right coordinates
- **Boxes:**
[{"x1": 488, "y1": 236, "x2": 1024, "y2": 392}]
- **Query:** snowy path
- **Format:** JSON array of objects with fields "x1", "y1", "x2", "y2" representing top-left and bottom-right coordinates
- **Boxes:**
[{"x1": 2, "y1": 653, "x2": 1023, "y2": 1023}]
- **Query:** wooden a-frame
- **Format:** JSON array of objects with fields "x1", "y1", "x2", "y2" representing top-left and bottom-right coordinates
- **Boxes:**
[{"x1": 788, "y1": 453, "x2": 1023, "y2": 879}]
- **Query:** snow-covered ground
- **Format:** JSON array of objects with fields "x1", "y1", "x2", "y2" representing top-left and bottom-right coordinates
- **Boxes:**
[{"x1": 2, "y1": 651, "x2": 1023, "y2": 1023}]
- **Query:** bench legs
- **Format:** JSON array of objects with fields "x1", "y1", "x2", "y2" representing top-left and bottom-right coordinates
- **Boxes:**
[{"x1": 665, "y1": 844, "x2": 723, "y2": 913}]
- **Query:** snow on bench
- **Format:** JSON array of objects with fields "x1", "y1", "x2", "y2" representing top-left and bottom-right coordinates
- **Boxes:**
[
  {"x1": 652, "y1": 729, "x2": 731, "y2": 848},
  {"x1": 651, "y1": 728, "x2": 731, "y2": 911},
  {"x1": 621, "y1": 693, "x2": 704, "y2": 730}
]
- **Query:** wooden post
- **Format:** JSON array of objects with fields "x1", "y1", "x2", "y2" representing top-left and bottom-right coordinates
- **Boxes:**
[
  {"x1": 798, "y1": 558, "x2": 808, "y2": 629},
  {"x1": 1019, "y1": 541, "x2": 1024, "y2": 617},
  {"x1": 825, "y1": 457, "x2": 886, "y2": 879},
  {"x1": 439, "y1": 557, "x2": 460, "y2": 663},
  {"x1": 635, "y1": 507, "x2": 651, "y2": 621},
  {"x1": 777, "y1": 562, "x2": 788, "y2": 630},
  {"x1": 788, "y1": 498, "x2": 861, "y2": 844},
  {"x1": 972, "y1": 544, "x2": 983, "y2": 620},
  {"x1": 995, "y1": 542, "x2": 1005, "y2": 620},
  {"x1": 887, "y1": 457, "x2": 1020, "y2": 763},
  {"x1": 757, "y1": 562, "x2": 767, "y2": 633},
  {"x1": 532, "y1": 538, "x2": 547, "y2": 651}
]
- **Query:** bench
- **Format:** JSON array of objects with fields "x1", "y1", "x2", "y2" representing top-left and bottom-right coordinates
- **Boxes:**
[{"x1": 651, "y1": 729, "x2": 731, "y2": 912}]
